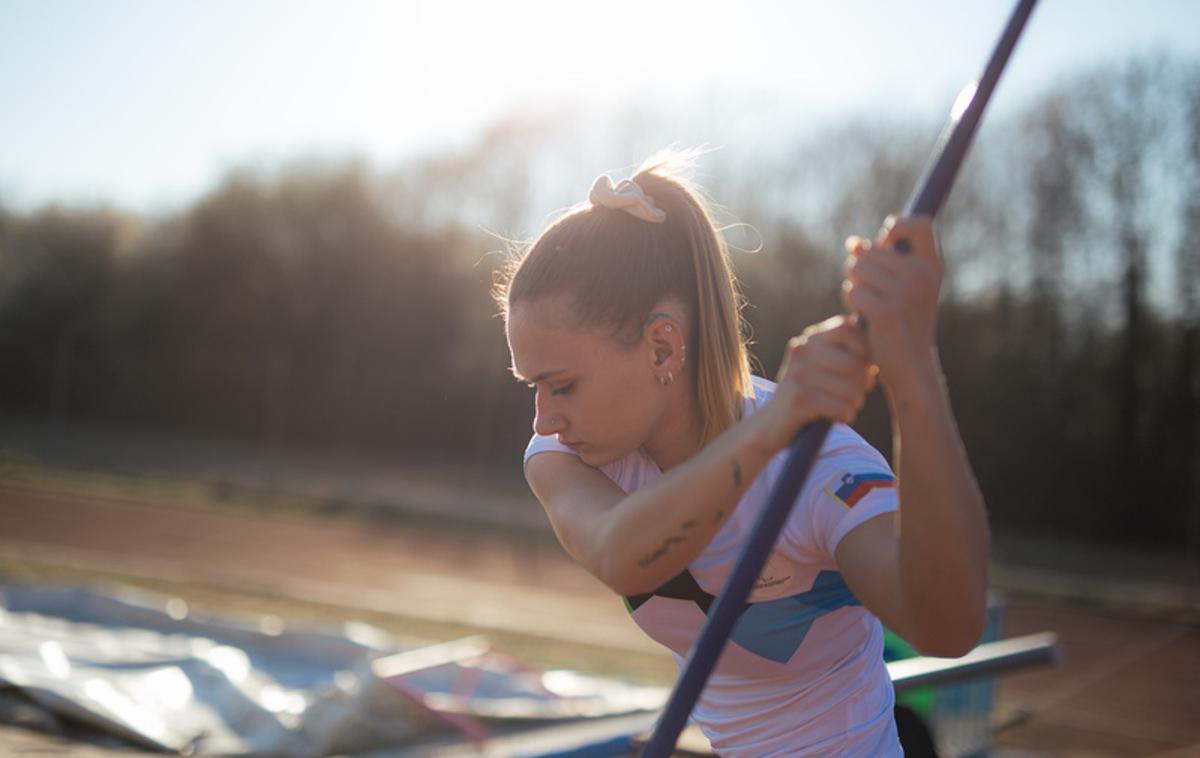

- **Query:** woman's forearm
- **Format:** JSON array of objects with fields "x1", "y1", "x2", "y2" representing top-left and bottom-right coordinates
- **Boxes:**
[
  {"x1": 889, "y1": 351, "x2": 990, "y2": 655},
  {"x1": 595, "y1": 415, "x2": 776, "y2": 595}
]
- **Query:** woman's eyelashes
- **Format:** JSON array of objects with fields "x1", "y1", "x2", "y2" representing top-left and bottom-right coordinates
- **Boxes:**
[
  {"x1": 525, "y1": 381, "x2": 575, "y2": 397},
  {"x1": 552, "y1": 382, "x2": 575, "y2": 397}
]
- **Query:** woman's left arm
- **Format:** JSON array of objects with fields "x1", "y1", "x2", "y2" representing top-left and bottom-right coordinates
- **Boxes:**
[{"x1": 835, "y1": 215, "x2": 990, "y2": 658}]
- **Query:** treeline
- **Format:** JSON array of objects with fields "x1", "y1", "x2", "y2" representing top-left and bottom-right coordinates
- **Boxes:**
[{"x1": 1, "y1": 57, "x2": 1197, "y2": 547}]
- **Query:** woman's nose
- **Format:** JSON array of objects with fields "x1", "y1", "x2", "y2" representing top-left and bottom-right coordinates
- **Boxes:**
[{"x1": 533, "y1": 393, "x2": 566, "y2": 436}]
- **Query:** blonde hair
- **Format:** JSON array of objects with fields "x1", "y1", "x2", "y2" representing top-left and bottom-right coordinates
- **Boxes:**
[{"x1": 495, "y1": 152, "x2": 753, "y2": 446}]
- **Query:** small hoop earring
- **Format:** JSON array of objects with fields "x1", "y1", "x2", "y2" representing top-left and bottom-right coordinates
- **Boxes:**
[{"x1": 667, "y1": 370, "x2": 674, "y2": 385}]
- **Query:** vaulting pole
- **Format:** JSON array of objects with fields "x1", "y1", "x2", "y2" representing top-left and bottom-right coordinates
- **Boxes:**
[{"x1": 640, "y1": 2, "x2": 1038, "y2": 754}]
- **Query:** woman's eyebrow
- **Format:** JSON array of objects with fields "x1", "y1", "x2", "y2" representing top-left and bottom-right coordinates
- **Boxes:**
[{"x1": 509, "y1": 367, "x2": 566, "y2": 384}]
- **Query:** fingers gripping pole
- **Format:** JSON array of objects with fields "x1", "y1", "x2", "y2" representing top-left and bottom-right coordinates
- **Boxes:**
[{"x1": 639, "y1": 2, "x2": 1037, "y2": 755}]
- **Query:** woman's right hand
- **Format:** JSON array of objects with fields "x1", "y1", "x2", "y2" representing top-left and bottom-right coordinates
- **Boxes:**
[{"x1": 753, "y1": 315, "x2": 876, "y2": 454}]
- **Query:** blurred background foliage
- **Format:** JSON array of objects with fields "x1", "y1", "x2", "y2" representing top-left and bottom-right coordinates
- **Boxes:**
[{"x1": 2, "y1": 56, "x2": 1197, "y2": 549}]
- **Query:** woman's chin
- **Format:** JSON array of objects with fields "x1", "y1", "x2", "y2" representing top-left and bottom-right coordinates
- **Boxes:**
[{"x1": 577, "y1": 447, "x2": 615, "y2": 468}]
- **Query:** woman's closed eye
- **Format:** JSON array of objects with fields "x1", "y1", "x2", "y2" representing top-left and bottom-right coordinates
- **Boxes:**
[{"x1": 525, "y1": 381, "x2": 575, "y2": 397}]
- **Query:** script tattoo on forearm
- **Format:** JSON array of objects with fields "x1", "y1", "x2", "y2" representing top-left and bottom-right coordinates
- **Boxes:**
[
  {"x1": 638, "y1": 519, "x2": 697, "y2": 568},
  {"x1": 638, "y1": 536, "x2": 686, "y2": 568}
]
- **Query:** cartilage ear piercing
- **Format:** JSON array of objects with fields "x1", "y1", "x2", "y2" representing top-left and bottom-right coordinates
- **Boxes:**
[
  {"x1": 668, "y1": 370, "x2": 674, "y2": 385},
  {"x1": 665, "y1": 324, "x2": 673, "y2": 332}
]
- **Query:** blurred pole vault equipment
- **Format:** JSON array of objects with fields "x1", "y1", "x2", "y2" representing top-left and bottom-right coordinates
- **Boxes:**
[{"x1": 639, "y1": 1, "x2": 1040, "y2": 755}]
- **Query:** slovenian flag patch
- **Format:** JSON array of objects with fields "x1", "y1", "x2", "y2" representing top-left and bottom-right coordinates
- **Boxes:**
[{"x1": 825, "y1": 471, "x2": 896, "y2": 508}]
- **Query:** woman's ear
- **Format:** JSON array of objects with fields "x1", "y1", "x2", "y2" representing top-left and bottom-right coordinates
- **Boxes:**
[{"x1": 644, "y1": 312, "x2": 685, "y2": 370}]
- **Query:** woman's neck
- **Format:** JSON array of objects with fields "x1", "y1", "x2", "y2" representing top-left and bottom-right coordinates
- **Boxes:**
[{"x1": 642, "y1": 375, "x2": 705, "y2": 471}]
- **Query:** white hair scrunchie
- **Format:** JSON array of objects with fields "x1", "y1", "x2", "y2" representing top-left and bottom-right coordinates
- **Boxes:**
[{"x1": 588, "y1": 175, "x2": 667, "y2": 224}]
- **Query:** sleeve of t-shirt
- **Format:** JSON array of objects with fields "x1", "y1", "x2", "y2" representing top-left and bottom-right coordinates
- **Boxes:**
[
  {"x1": 524, "y1": 433, "x2": 576, "y2": 464},
  {"x1": 784, "y1": 425, "x2": 899, "y2": 561},
  {"x1": 522, "y1": 433, "x2": 631, "y2": 493}
]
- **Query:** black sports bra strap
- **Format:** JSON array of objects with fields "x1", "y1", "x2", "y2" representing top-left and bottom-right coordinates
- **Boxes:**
[{"x1": 625, "y1": 569, "x2": 716, "y2": 613}]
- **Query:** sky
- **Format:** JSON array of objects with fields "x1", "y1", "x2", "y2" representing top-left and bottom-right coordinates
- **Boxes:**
[{"x1": 2, "y1": 0, "x2": 1198, "y2": 213}]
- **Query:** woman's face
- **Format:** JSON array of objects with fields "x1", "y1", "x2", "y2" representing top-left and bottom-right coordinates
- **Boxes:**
[{"x1": 506, "y1": 297, "x2": 665, "y2": 467}]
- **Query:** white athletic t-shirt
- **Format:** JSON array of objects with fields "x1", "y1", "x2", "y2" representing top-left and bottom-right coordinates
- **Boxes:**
[{"x1": 524, "y1": 376, "x2": 903, "y2": 757}]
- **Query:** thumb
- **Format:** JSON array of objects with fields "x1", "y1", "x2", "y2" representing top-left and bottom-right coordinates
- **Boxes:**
[
  {"x1": 844, "y1": 235, "x2": 871, "y2": 258},
  {"x1": 877, "y1": 214, "x2": 936, "y2": 260}
]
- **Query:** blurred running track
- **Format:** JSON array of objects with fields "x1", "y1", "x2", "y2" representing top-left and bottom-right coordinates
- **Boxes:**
[{"x1": 1, "y1": 482, "x2": 1198, "y2": 757}]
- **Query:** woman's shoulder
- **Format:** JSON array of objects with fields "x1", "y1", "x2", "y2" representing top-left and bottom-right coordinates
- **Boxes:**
[
  {"x1": 746, "y1": 374, "x2": 776, "y2": 413},
  {"x1": 524, "y1": 434, "x2": 657, "y2": 491}
]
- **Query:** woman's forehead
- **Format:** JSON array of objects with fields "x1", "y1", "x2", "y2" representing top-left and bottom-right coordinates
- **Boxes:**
[
  {"x1": 507, "y1": 300, "x2": 570, "y2": 348},
  {"x1": 508, "y1": 296, "x2": 574, "y2": 328},
  {"x1": 507, "y1": 300, "x2": 622, "y2": 379}
]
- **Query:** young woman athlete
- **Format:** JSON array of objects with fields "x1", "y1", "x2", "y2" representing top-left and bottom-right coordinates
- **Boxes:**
[{"x1": 498, "y1": 155, "x2": 989, "y2": 756}]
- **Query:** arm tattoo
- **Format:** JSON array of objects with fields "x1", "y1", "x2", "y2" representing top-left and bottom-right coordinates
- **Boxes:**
[
  {"x1": 638, "y1": 533, "x2": 688, "y2": 568},
  {"x1": 731, "y1": 459, "x2": 743, "y2": 488},
  {"x1": 637, "y1": 504, "x2": 727, "y2": 570}
]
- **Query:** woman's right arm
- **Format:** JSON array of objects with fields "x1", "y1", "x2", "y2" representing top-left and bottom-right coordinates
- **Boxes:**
[{"x1": 525, "y1": 316, "x2": 874, "y2": 596}]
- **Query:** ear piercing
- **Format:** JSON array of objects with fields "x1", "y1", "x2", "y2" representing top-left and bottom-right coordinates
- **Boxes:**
[{"x1": 655, "y1": 323, "x2": 685, "y2": 376}]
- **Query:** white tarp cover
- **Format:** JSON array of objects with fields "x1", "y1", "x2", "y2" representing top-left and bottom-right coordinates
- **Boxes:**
[
  {"x1": 0, "y1": 584, "x2": 666, "y2": 756},
  {"x1": 0, "y1": 583, "x2": 445, "y2": 755}
]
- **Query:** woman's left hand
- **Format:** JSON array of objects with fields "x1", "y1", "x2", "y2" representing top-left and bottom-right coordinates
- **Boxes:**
[
  {"x1": 842, "y1": 215, "x2": 944, "y2": 386},
  {"x1": 839, "y1": 215, "x2": 989, "y2": 657}
]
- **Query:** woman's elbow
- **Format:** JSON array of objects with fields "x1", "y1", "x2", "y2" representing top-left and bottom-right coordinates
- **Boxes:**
[
  {"x1": 911, "y1": 609, "x2": 986, "y2": 658},
  {"x1": 915, "y1": 633, "x2": 979, "y2": 659},
  {"x1": 606, "y1": 576, "x2": 650, "y2": 598}
]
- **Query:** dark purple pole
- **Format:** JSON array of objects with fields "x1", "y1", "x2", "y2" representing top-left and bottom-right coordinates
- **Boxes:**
[{"x1": 639, "y1": 1, "x2": 1038, "y2": 755}]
